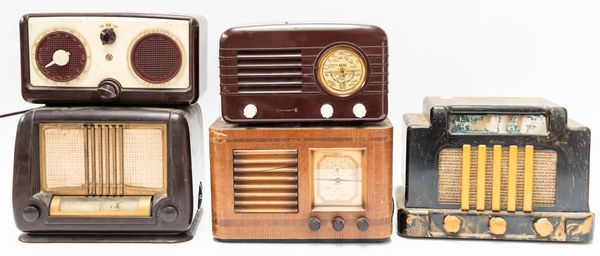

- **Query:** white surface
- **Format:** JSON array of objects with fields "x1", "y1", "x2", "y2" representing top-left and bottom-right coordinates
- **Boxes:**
[
  {"x1": 28, "y1": 16, "x2": 190, "y2": 88},
  {"x1": 352, "y1": 103, "x2": 367, "y2": 118},
  {"x1": 320, "y1": 103, "x2": 334, "y2": 118},
  {"x1": 243, "y1": 103, "x2": 257, "y2": 118},
  {"x1": 0, "y1": 0, "x2": 597, "y2": 255}
]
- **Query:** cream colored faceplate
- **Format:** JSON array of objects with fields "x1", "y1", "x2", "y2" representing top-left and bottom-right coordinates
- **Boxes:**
[{"x1": 28, "y1": 16, "x2": 190, "y2": 88}]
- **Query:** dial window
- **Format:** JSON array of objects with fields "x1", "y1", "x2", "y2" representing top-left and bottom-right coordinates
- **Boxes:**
[
  {"x1": 311, "y1": 148, "x2": 365, "y2": 211},
  {"x1": 316, "y1": 45, "x2": 368, "y2": 97}
]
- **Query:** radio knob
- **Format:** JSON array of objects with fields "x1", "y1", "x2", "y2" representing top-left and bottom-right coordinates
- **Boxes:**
[
  {"x1": 534, "y1": 218, "x2": 554, "y2": 237},
  {"x1": 308, "y1": 217, "x2": 321, "y2": 231},
  {"x1": 320, "y1": 104, "x2": 334, "y2": 118},
  {"x1": 160, "y1": 206, "x2": 178, "y2": 222},
  {"x1": 443, "y1": 215, "x2": 461, "y2": 234},
  {"x1": 332, "y1": 217, "x2": 345, "y2": 231},
  {"x1": 98, "y1": 79, "x2": 121, "y2": 102},
  {"x1": 353, "y1": 103, "x2": 367, "y2": 118},
  {"x1": 23, "y1": 206, "x2": 40, "y2": 222},
  {"x1": 243, "y1": 104, "x2": 258, "y2": 118},
  {"x1": 356, "y1": 217, "x2": 369, "y2": 231},
  {"x1": 100, "y1": 28, "x2": 116, "y2": 45},
  {"x1": 488, "y1": 217, "x2": 507, "y2": 235}
]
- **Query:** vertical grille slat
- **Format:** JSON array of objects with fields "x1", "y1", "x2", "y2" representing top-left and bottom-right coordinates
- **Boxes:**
[
  {"x1": 233, "y1": 149, "x2": 298, "y2": 213},
  {"x1": 438, "y1": 145, "x2": 557, "y2": 212},
  {"x1": 87, "y1": 124, "x2": 124, "y2": 197},
  {"x1": 235, "y1": 50, "x2": 303, "y2": 93}
]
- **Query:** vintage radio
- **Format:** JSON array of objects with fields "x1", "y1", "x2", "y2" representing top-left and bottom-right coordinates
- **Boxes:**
[
  {"x1": 398, "y1": 97, "x2": 594, "y2": 242},
  {"x1": 21, "y1": 13, "x2": 204, "y2": 105},
  {"x1": 209, "y1": 118, "x2": 393, "y2": 241},
  {"x1": 13, "y1": 105, "x2": 203, "y2": 242},
  {"x1": 219, "y1": 23, "x2": 388, "y2": 123}
]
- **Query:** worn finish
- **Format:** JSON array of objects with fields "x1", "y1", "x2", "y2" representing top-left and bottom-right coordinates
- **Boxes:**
[
  {"x1": 13, "y1": 105, "x2": 203, "y2": 242},
  {"x1": 210, "y1": 118, "x2": 393, "y2": 240},
  {"x1": 398, "y1": 97, "x2": 594, "y2": 242},
  {"x1": 21, "y1": 13, "x2": 201, "y2": 106},
  {"x1": 219, "y1": 24, "x2": 388, "y2": 123}
]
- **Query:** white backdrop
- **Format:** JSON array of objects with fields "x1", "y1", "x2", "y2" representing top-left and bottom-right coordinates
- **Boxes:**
[{"x1": 0, "y1": 0, "x2": 597, "y2": 255}]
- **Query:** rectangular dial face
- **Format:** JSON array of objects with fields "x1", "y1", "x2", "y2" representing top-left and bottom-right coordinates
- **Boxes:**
[
  {"x1": 311, "y1": 148, "x2": 365, "y2": 211},
  {"x1": 448, "y1": 114, "x2": 548, "y2": 135}
]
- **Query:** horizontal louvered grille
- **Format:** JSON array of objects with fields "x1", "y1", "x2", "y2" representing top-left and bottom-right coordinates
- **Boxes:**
[
  {"x1": 235, "y1": 50, "x2": 302, "y2": 93},
  {"x1": 233, "y1": 149, "x2": 299, "y2": 213}
]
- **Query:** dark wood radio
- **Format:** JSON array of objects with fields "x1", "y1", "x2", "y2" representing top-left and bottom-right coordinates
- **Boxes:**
[
  {"x1": 209, "y1": 118, "x2": 393, "y2": 241},
  {"x1": 20, "y1": 13, "x2": 203, "y2": 106},
  {"x1": 219, "y1": 23, "x2": 388, "y2": 123},
  {"x1": 13, "y1": 105, "x2": 203, "y2": 242},
  {"x1": 398, "y1": 97, "x2": 593, "y2": 242}
]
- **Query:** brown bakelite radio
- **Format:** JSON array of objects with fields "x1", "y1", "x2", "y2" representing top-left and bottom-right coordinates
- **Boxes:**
[
  {"x1": 21, "y1": 13, "x2": 203, "y2": 105},
  {"x1": 13, "y1": 105, "x2": 203, "y2": 242},
  {"x1": 209, "y1": 118, "x2": 393, "y2": 241},
  {"x1": 398, "y1": 97, "x2": 594, "y2": 242},
  {"x1": 219, "y1": 23, "x2": 388, "y2": 123}
]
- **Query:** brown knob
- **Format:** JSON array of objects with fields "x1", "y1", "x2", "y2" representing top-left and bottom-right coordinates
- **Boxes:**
[
  {"x1": 23, "y1": 206, "x2": 40, "y2": 222},
  {"x1": 98, "y1": 79, "x2": 121, "y2": 102},
  {"x1": 332, "y1": 217, "x2": 345, "y2": 232},
  {"x1": 489, "y1": 217, "x2": 507, "y2": 235},
  {"x1": 443, "y1": 215, "x2": 461, "y2": 234},
  {"x1": 534, "y1": 218, "x2": 554, "y2": 237},
  {"x1": 356, "y1": 217, "x2": 369, "y2": 232},
  {"x1": 308, "y1": 217, "x2": 321, "y2": 231},
  {"x1": 160, "y1": 206, "x2": 178, "y2": 222}
]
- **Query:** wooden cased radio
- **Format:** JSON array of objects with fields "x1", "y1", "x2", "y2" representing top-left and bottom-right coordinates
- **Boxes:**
[
  {"x1": 21, "y1": 13, "x2": 204, "y2": 105},
  {"x1": 209, "y1": 118, "x2": 393, "y2": 241},
  {"x1": 219, "y1": 24, "x2": 388, "y2": 123},
  {"x1": 398, "y1": 97, "x2": 594, "y2": 242},
  {"x1": 13, "y1": 105, "x2": 203, "y2": 242}
]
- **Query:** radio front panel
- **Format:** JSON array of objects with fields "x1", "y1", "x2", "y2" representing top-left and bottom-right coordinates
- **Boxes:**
[
  {"x1": 209, "y1": 118, "x2": 393, "y2": 241},
  {"x1": 398, "y1": 97, "x2": 594, "y2": 242},
  {"x1": 13, "y1": 106, "x2": 200, "y2": 239},
  {"x1": 21, "y1": 13, "x2": 201, "y2": 105},
  {"x1": 219, "y1": 24, "x2": 388, "y2": 123}
]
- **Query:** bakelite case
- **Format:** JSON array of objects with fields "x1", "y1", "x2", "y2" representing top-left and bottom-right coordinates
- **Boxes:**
[
  {"x1": 209, "y1": 118, "x2": 393, "y2": 241},
  {"x1": 21, "y1": 13, "x2": 206, "y2": 106},
  {"x1": 13, "y1": 105, "x2": 203, "y2": 243},
  {"x1": 398, "y1": 97, "x2": 594, "y2": 242},
  {"x1": 220, "y1": 23, "x2": 388, "y2": 123}
]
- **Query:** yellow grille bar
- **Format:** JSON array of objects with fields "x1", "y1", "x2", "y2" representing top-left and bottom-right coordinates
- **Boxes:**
[
  {"x1": 476, "y1": 145, "x2": 487, "y2": 211},
  {"x1": 507, "y1": 145, "x2": 518, "y2": 212},
  {"x1": 523, "y1": 145, "x2": 534, "y2": 212},
  {"x1": 460, "y1": 145, "x2": 471, "y2": 211},
  {"x1": 491, "y1": 145, "x2": 502, "y2": 212}
]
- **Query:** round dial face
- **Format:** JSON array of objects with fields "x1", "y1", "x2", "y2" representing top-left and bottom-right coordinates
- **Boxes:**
[
  {"x1": 313, "y1": 149, "x2": 364, "y2": 209},
  {"x1": 35, "y1": 31, "x2": 87, "y2": 82},
  {"x1": 317, "y1": 45, "x2": 368, "y2": 97}
]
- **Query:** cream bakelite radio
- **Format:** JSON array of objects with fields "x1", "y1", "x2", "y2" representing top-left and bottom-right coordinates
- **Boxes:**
[{"x1": 21, "y1": 13, "x2": 202, "y2": 105}]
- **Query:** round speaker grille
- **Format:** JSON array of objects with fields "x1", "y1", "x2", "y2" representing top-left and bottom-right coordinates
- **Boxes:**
[
  {"x1": 35, "y1": 31, "x2": 87, "y2": 82},
  {"x1": 131, "y1": 33, "x2": 182, "y2": 84}
]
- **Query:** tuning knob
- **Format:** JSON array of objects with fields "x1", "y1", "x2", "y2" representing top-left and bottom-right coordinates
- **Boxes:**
[
  {"x1": 100, "y1": 28, "x2": 116, "y2": 45},
  {"x1": 98, "y1": 79, "x2": 121, "y2": 102},
  {"x1": 332, "y1": 217, "x2": 345, "y2": 232},
  {"x1": 22, "y1": 206, "x2": 40, "y2": 222},
  {"x1": 356, "y1": 217, "x2": 369, "y2": 231},
  {"x1": 308, "y1": 217, "x2": 321, "y2": 231}
]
